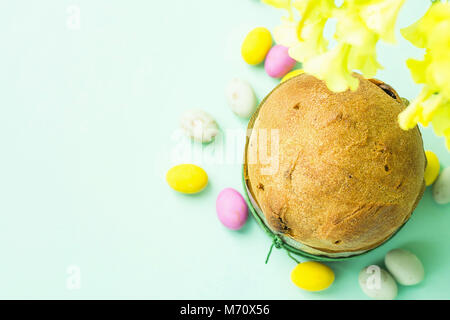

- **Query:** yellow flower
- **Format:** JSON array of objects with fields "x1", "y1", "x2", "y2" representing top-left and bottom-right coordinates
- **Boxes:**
[
  {"x1": 273, "y1": 18, "x2": 299, "y2": 47},
  {"x1": 428, "y1": 58, "x2": 450, "y2": 100},
  {"x1": 401, "y1": 3, "x2": 450, "y2": 100},
  {"x1": 262, "y1": 0, "x2": 406, "y2": 92},
  {"x1": 398, "y1": 2, "x2": 450, "y2": 148},
  {"x1": 334, "y1": 5, "x2": 383, "y2": 78},
  {"x1": 334, "y1": 5, "x2": 371, "y2": 46},
  {"x1": 431, "y1": 100, "x2": 450, "y2": 149},
  {"x1": 262, "y1": 0, "x2": 450, "y2": 147},
  {"x1": 292, "y1": 0, "x2": 334, "y2": 41},
  {"x1": 347, "y1": 36, "x2": 382, "y2": 78},
  {"x1": 401, "y1": 2, "x2": 450, "y2": 48},
  {"x1": 304, "y1": 43, "x2": 359, "y2": 92},
  {"x1": 273, "y1": 0, "x2": 332, "y2": 62},
  {"x1": 405, "y1": 54, "x2": 431, "y2": 85},
  {"x1": 288, "y1": 18, "x2": 329, "y2": 62},
  {"x1": 359, "y1": 0, "x2": 405, "y2": 43},
  {"x1": 398, "y1": 88, "x2": 441, "y2": 129},
  {"x1": 262, "y1": 0, "x2": 450, "y2": 149}
]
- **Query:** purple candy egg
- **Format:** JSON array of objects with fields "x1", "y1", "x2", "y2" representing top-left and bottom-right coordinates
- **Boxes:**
[
  {"x1": 264, "y1": 45, "x2": 296, "y2": 78},
  {"x1": 216, "y1": 188, "x2": 248, "y2": 230}
]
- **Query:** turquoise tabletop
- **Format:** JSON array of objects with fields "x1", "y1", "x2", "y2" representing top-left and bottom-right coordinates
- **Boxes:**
[{"x1": 0, "y1": 0, "x2": 449, "y2": 299}]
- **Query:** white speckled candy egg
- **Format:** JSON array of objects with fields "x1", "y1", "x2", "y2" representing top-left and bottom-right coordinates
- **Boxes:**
[
  {"x1": 180, "y1": 109, "x2": 219, "y2": 143},
  {"x1": 216, "y1": 188, "x2": 248, "y2": 230},
  {"x1": 225, "y1": 78, "x2": 257, "y2": 118},
  {"x1": 385, "y1": 249, "x2": 424, "y2": 286},
  {"x1": 433, "y1": 167, "x2": 450, "y2": 204},
  {"x1": 358, "y1": 265, "x2": 398, "y2": 300}
]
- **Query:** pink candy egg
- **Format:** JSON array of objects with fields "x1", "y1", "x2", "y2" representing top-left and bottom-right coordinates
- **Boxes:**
[
  {"x1": 216, "y1": 188, "x2": 248, "y2": 230},
  {"x1": 264, "y1": 45, "x2": 296, "y2": 78}
]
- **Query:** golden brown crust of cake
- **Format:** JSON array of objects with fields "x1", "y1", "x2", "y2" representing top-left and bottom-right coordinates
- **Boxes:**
[{"x1": 246, "y1": 74, "x2": 425, "y2": 253}]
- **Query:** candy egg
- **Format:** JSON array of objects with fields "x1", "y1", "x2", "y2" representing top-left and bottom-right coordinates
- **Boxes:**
[
  {"x1": 291, "y1": 261, "x2": 334, "y2": 292},
  {"x1": 358, "y1": 265, "x2": 398, "y2": 300},
  {"x1": 216, "y1": 188, "x2": 248, "y2": 230},
  {"x1": 264, "y1": 45, "x2": 296, "y2": 78},
  {"x1": 385, "y1": 249, "x2": 424, "y2": 286},
  {"x1": 225, "y1": 78, "x2": 257, "y2": 118},
  {"x1": 433, "y1": 167, "x2": 450, "y2": 204},
  {"x1": 424, "y1": 150, "x2": 440, "y2": 186},
  {"x1": 281, "y1": 69, "x2": 304, "y2": 83},
  {"x1": 180, "y1": 109, "x2": 219, "y2": 143},
  {"x1": 241, "y1": 27, "x2": 272, "y2": 65},
  {"x1": 166, "y1": 164, "x2": 208, "y2": 194}
]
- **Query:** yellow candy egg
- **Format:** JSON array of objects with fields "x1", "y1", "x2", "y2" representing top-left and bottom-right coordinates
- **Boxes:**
[
  {"x1": 424, "y1": 150, "x2": 440, "y2": 186},
  {"x1": 281, "y1": 69, "x2": 304, "y2": 83},
  {"x1": 166, "y1": 164, "x2": 208, "y2": 194},
  {"x1": 291, "y1": 261, "x2": 335, "y2": 292},
  {"x1": 241, "y1": 27, "x2": 272, "y2": 65}
]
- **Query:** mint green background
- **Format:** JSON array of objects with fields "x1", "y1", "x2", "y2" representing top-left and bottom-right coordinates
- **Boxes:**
[{"x1": 0, "y1": 0, "x2": 448, "y2": 299}]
